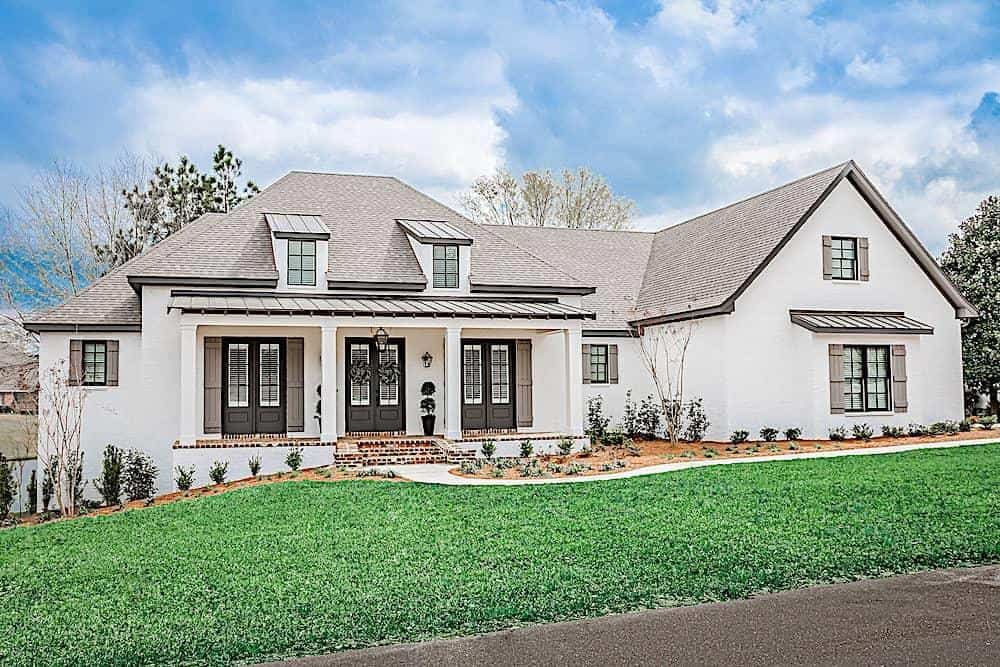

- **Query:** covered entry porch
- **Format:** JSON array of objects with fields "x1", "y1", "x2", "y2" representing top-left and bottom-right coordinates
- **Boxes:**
[{"x1": 171, "y1": 291, "x2": 591, "y2": 447}]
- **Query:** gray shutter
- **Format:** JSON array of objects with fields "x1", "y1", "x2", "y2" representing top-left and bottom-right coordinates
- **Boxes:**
[
  {"x1": 822, "y1": 235, "x2": 833, "y2": 280},
  {"x1": 858, "y1": 237, "x2": 870, "y2": 281},
  {"x1": 106, "y1": 340, "x2": 119, "y2": 387},
  {"x1": 68, "y1": 339, "x2": 83, "y2": 386},
  {"x1": 516, "y1": 339, "x2": 533, "y2": 427},
  {"x1": 581, "y1": 343, "x2": 591, "y2": 384},
  {"x1": 828, "y1": 343, "x2": 844, "y2": 414},
  {"x1": 608, "y1": 345, "x2": 619, "y2": 384},
  {"x1": 891, "y1": 345, "x2": 907, "y2": 413},
  {"x1": 287, "y1": 337, "x2": 305, "y2": 432},
  {"x1": 203, "y1": 337, "x2": 222, "y2": 434}
]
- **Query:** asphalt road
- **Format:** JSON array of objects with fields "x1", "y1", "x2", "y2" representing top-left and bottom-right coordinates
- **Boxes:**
[{"x1": 266, "y1": 565, "x2": 999, "y2": 666}]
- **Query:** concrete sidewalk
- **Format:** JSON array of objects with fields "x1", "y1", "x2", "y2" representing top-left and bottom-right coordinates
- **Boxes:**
[
  {"x1": 386, "y1": 437, "x2": 996, "y2": 486},
  {"x1": 263, "y1": 565, "x2": 1000, "y2": 666}
]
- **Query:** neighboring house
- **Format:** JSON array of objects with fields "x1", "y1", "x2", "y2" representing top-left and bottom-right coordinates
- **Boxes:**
[
  {"x1": 24, "y1": 161, "x2": 976, "y2": 492},
  {"x1": 0, "y1": 361, "x2": 37, "y2": 414}
]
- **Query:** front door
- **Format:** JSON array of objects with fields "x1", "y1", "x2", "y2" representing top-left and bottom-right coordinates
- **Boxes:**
[
  {"x1": 462, "y1": 340, "x2": 515, "y2": 431},
  {"x1": 345, "y1": 338, "x2": 406, "y2": 433},
  {"x1": 222, "y1": 338, "x2": 286, "y2": 435}
]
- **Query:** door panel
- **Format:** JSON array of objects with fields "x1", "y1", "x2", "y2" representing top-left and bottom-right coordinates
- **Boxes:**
[
  {"x1": 487, "y1": 343, "x2": 515, "y2": 429},
  {"x1": 462, "y1": 340, "x2": 516, "y2": 431},
  {"x1": 255, "y1": 341, "x2": 285, "y2": 434},
  {"x1": 346, "y1": 342, "x2": 374, "y2": 432},
  {"x1": 345, "y1": 338, "x2": 406, "y2": 433},
  {"x1": 374, "y1": 343, "x2": 404, "y2": 431},
  {"x1": 461, "y1": 343, "x2": 486, "y2": 430},
  {"x1": 221, "y1": 339, "x2": 286, "y2": 435},
  {"x1": 223, "y1": 342, "x2": 252, "y2": 434}
]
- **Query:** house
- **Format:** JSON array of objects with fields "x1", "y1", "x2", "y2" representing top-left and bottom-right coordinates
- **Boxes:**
[
  {"x1": 0, "y1": 360, "x2": 37, "y2": 414},
  {"x1": 24, "y1": 161, "x2": 976, "y2": 491}
]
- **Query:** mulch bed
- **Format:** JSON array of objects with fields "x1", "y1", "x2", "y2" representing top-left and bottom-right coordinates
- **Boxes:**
[{"x1": 451, "y1": 428, "x2": 1000, "y2": 480}]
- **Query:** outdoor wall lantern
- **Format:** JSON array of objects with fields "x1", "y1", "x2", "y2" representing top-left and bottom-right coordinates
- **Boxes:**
[
  {"x1": 374, "y1": 327, "x2": 389, "y2": 351},
  {"x1": 421, "y1": 351, "x2": 433, "y2": 368}
]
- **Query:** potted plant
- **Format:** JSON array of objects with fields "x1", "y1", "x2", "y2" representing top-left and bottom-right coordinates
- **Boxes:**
[{"x1": 420, "y1": 381, "x2": 436, "y2": 436}]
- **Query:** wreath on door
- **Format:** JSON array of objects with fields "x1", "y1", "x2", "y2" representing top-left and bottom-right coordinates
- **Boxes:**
[
  {"x1": 378, "y1": 359, "x2": 401, "y2": 386},
  {"x1": 349, "y1": 358, "x2": 371, "y2": 385}
]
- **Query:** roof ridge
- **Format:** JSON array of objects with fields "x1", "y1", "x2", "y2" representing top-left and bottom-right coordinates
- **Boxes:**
[
  {"x1": 480, "y1": 223, "x2": 653, "y2": 235},
  {"x1": 654, "y1": 161, "x2": 851, "y2": 237},
  {"x1": 288, "y1": 170, "x2": 398, "y2": 179}
]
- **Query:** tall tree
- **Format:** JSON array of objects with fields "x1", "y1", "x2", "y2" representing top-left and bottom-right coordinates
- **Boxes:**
[
  {"x1": 940, "y1": 195, "x2": 1000, "y2": 415},
  {"x1": 461, "y1": 167, "x2": 634, "y2": 230}
]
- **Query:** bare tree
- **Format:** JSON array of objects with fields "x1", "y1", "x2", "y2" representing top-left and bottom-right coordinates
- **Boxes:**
[
  {"x1": 636, "y1": 323, "x2": 693, "y2": 444},
  {"x1": 462, "y1": 166, "x2": 634, "y2": 230},
  {"x1": 37, "y1": 361, "x2": 85, "y2": 516}
]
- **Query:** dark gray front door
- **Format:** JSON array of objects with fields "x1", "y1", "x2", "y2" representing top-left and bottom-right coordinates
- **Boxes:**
[
  {"x1": 345, "y1": 338, "x2": 405, "y2": 433},
  {"x1": 461, "y1": 340, "x2": 515, "y2": 431},
  {"x1": 222, "y1": 338, "x2": 286, "y2": 435}
]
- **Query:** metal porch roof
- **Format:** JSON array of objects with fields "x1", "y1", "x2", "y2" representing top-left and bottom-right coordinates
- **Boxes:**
[
  {"x1": 397, "y1": 219, "x2": 473, "y2": 245},
  {"x1": 789, "y1": 310, "x2": 934, "y2": 335},
  {"x1": 264, "y1": 212, "x2": 330, "y2": 239}
]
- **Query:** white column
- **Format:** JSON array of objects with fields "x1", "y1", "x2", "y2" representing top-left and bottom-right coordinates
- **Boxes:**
[
  {"x1": 179, "y1": 323, "x2": 198, "y2": 446},
  {"x1": 564, "y1": 327, "x2": 584, "y2": 435},
  {"x1": 444, "y1": 326, "x2": 463, "y2": 439},
  {"x1": 321, "y1": 324, "x2": 338, "y2": 442}
]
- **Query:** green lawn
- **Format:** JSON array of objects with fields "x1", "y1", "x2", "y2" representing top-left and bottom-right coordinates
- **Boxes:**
[{"x1": 2, "y1": 445, "x2": 999, "y2": 666}]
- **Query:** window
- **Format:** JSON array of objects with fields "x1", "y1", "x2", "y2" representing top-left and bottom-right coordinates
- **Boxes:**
[
  {"x1": 259, "y1": 343, "x2": 281, "y2": 407},
  {"x1": 490, "y1": 345, "x2": 510, "y2": 404},
  {"x1": 433, "y1": 245, "x2": 459, "y2": 288},
  {"x1": 843, "y1": 345, "x2": 890, "y2": 412},
  {"x1": 590, "y1": 344, "x2": 608, "y2": 384},
  {"x1": 379, "y1": 344, "x2": 400, "y2": 406},
  {"x1": 350, "y1": 344, "x2": 370, "y2": 406},
  {"x1": 287, "y1": 239, "x2": 316, "y2": 286},
  {"x1": 830, "y1": 237, "x2": 858, "y2": 280},
  {"x1": 463, "y1": 344, "x2": 482, "y2": 405},
  {"x1": 82, "y1": 341, "x2": 107, "y2": 386},
  {"x1": 227, "y1": 343, "x2": 249, "y2": 407}
]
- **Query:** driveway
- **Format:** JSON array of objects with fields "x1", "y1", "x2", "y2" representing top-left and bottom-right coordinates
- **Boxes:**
[{"x1": 263, "y1": 565, "x2": 1000, "y2": 666}]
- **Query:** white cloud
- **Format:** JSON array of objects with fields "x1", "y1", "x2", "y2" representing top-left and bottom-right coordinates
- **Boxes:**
[
  {"x1": 845, "y1": 49, "x2": 908, "y2": 87},
  {"x1": 655, "y1": 0, "x2": 756, "y2": 50}
]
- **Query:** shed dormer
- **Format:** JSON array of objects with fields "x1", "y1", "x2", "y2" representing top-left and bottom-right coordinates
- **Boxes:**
[
  {"x1": 397, "y1": 219, "x2": 473, "y2": 292},
  {"x1": 265, "y1": 213, "x2": 330, "y2": 291}
]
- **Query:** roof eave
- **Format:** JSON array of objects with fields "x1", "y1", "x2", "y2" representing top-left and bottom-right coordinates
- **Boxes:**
[{"x1": 470, "y1": 282, "x2": 597, "y2": 296}]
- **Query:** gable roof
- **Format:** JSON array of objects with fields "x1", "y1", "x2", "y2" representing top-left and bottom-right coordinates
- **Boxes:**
[{"x1": 24, "y1": 161, "x2": 975, "y2": 332}]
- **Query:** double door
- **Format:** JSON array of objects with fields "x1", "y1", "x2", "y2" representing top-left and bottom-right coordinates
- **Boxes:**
[
  {"x1": 461, "y1": 340, "x2": 515, "y2": 431},
  {"x1": 222, "y1": 338, "x2": 286, "y2": 435},
  {"x1": 345, "y1": 338, "x2": 405, "y2": 432}
]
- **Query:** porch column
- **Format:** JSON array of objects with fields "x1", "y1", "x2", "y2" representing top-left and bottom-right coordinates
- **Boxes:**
[
  {"x1": 564, "y1": 327, "x2": 584, "y2": 435},
  {"x1": 179, "y1": 323, "x2": 198, "y2": 446},
  {"x1": 444, "y1": 326, "x2": 462, "y2": 439},
  {"x1": 321, "y1": 324, "x2": 338, "y2": 442}
]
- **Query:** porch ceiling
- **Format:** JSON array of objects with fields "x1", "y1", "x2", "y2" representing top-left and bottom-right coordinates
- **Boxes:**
[{"x1": 167, "y1": 290, "x2": 596, "y2": 320}]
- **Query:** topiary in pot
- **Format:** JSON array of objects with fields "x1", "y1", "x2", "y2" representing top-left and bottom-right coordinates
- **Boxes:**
[{"x1": 420, "y1": 381, "x2": 436, "y2": 436}]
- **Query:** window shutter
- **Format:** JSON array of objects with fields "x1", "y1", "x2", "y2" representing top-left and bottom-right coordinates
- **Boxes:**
[
  {"x1": 106, "y1": 340, "x2": 119, "y2": 386},
  {"x1": 516, "y1": 339, "x2": 533, "y2": 427},
  {"x1": 822, "y1": 235, "x2": 833, "y2": 280},
  {"x1": 608, "y1": 345, "x2": 619, "y2": 384},
  {"x1": 68, "y1": 339, "x2": 83, "y2": 386},
  {"x1": 581, "y1": 343, "x2": 591, "y2": 384},
  {"x1": 858, "y1": 237, "x2": 870, "y2": 281},
  {"x1": 203, "y1": 337, "x2": 222, "y2": 433},
  {"x1": 286, "y1": 337, "x2": 305, "y2": 432},
  {"x1": 891, "y1": 345, "x2": 907, "y2": 413},
  {"x1": 828, "y1": 343, "x2": 844, "y2": 414}
]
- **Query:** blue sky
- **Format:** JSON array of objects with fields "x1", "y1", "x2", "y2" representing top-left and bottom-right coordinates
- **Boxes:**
[{"x1": 2, "y1": 0, "x2": 1000, "y2": 253}]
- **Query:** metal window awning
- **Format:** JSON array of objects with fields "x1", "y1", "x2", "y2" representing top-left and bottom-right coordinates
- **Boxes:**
[
  {"x1": 264, "y1": 212, "x2": 330, "y2": 239},
  {"x1": 168, "y1": 290, "x2": 595, "y2": 320},
  {"x1": 789, "y1": 310, "x2": 934, "y2": 335},
  {"x1": 397, "y1": 219, "x2": 473, "y2": 245}
]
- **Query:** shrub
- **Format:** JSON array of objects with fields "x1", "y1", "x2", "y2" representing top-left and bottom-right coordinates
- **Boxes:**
[
  {"x1": 563, "y1": 463, "x2": 589, "y2": 476},
  {"x1": 783, "y1": 427, "x2": 801, "y2": 441},
  {"x1": 557, "y1": 437, "x2": 574, "y2": 456},
  {"x1": 683, "y1": 398, "x2": 710, "y2": 442},
  {"x1": 0, "y1": 455, "x2": 14, "y2": 521},
  {"x1": 41, "y1": 455, "x2": 57, "y2": 512},
  {"x1": 459, "y1": 460, "x2": 479, "y2": 475},
  {"x1": 27, "y1": 469, "x2": 37, "y2": 515},
  {"x1": 248, "y1": 455, "x2": 262, "y2": 477},
  {"x1": 480, "y1": 439, "x2": 496, "y2": 460},
  {"x1": 852, "y1": 423, "x2": 873, "y2": 441},
  {"x1": 420, "y1": 382, "x2": 436, "y2": 415},
  {"x1": 208, "y1": 460, "x2": 228, "y2": 485},
  {"x1": 622, "y1": 390, "x2": 638, "y2": 437},
  {"x1": 981, "y1": 415, "x2": 998, "y2": 428},
  {"x1": 637, "y1": 395, "x2": 662, "y2": 438},
  {"x1": 285, "y1": 447, "x2": 303, "y2": 471},
  {"x1": 787, "y1": 442, "x2": 799, "y2": 451},
  {"x1": 959, "y1": 419, "x2": 972, "y2": 432},
  {"x1": 601, "y1": 428, "x2": 626, "y2": 447},
  {"x1": 519, "y1": 460, "x2": 545, "y2": 478},
  {"x1": 943, "y1": 420, "x2": 961, "y2": 435},
  {"x1": 491, "y1": 466, "x2": 504, "y2": 478},
  {"x1": 123, "y1": 450, "x2": 159, "y2": 502},
  {"x1": 93, "y1": 444, "x2": 124, "y2": 507},
  {"x1": 585, "y1": 397, "x2": 611, "y2": 441},
  {"x1": 600, "y1": 459, "x2": 628, "y2": 472},
  {"x1": 906, "y1": 423, "x2": 928, "y2": 437},
  {"x1": 829, "y1": 427, "x2": 847, "y2": 441},
  {"x1": 882, "y1": 424, "x2": 905, "y2": 438},
  {"x1": 730, "y1": 430, "x2": 749, "y2": 444},
  {"x1": 928, "y1": 421, "x2": 948, "y2": 436},
  {"x1": 519, "y1": 439, "x2": 534, "y2": 458},
  {"x1": 174, "y1": 466, "x2": 195, "y2": 492},
  {"x1": 759, "y1": 427, "x2": 779, "y2": 442},
  {"x1": 625, "y1": 438, "x2": 641, "y2": 456}
]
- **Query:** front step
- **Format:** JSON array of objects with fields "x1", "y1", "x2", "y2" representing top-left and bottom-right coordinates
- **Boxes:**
[{"x1": 334, "y1": 438, "x2": 448, "y2": 468}]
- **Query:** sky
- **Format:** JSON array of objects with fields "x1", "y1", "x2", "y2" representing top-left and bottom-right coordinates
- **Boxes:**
[{"x1": 1, "y1": 0, "x2": 1000, "y2": 254}]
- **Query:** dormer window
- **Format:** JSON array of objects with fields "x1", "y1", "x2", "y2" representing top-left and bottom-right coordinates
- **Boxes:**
[
  {"x1": 288, "y1": 240, "x2": 316, "y2": 286},
  {"x1": 433, "y1": 245, "x2": 459, "y2": 288}
]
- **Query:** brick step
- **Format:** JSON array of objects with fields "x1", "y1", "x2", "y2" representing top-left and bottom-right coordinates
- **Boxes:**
[{"x1": 335, "y1": 440, "x2": 448, "y2": 467}]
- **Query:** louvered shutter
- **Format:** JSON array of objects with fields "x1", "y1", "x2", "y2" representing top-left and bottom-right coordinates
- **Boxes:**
[
  {"x1": 822, "y1": 235, "x2": 833, "y2": 280},
  {"x1": 287, "y1": 338, "x2": 305, "y2": 431},
  {"x1": 829, "y1": 344, "x2": 845, "y2": 414},
  {"x1": 516, "y1": 340, "x2": 533, "y2": 427},
  {"x1": 858, "y1": 237, "x2": 870, "y2": 281},
  {"x1": 68, "y1": 340, "x2": 83, "y2": 386},
  {"x1": 106, "y1": 340, "x2": 119, "y2": 386},
  {"x1": 204, "y1": 337, "x2": 222, "y2": 433},
  {"x1": 581, "y1": 343, "x2": 591, "y2": 384},
  {"x1": 608, "y1": 345, "x2": 619, "y2": 384},
  {"x1": 891, "y1": 345, "x2": 907, "y2": 413}
]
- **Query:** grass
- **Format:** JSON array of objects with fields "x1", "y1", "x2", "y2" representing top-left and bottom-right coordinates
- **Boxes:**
[{"x1": 2, "y1": 444, "x2": 1000, "y2": 666}]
